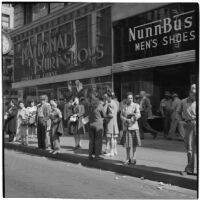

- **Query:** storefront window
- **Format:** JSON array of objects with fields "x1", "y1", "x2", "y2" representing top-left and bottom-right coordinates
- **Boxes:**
[
  {"x1": 24, "y1": 87, "x2": 38, "y2": 103},
  {"x1": 57, "y1": 76, "x2": 112, "y2": 102}
]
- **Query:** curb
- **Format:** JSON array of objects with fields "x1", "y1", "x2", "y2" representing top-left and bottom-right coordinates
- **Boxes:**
[{"x1": 4, "y1": 142, "x2": 197, "y2": 190}]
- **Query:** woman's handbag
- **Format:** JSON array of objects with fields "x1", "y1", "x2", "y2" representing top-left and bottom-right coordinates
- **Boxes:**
[
  {"x1": 28, "y1": 116, "x2": 36, "y2": 125},
  {"x1": 56, "y1": 120, "x2": 64, "y2": 136},
  {"x1": 69, "y1": 115, "x2": 78, "y2": 122},
  {"x1": 82, "y1": 116, "x2": 89, "y2": 125},
  {"x1": 21, "y1": 118, "x2": 29, "y2": 126}
]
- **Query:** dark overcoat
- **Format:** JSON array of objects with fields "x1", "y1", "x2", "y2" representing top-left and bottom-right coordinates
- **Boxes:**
[{"x1": 6, "y1": 106, "x2": 18, "y2": 133}]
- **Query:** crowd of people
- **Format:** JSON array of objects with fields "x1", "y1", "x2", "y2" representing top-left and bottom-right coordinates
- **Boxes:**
[{"x1": 4, "y1": 84, "x2": 196, "y2": 175}]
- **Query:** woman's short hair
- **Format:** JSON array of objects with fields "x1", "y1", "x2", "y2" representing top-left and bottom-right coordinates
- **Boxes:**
[
  {"x1": 18, "y1": 100, "x2": 25, "y2": 106},
  {"x1": 10, "y1": 99, "x2": 17, "y2": 105},
  {"x1": 126, "y1": 92, "x2": 133, "y2": 98},
  {"x1": 29, "y1": 99, "x2": 35, "y2": 105},
  {"x1": 105, "y1": 90, "x2": 112, "y2": 98}
]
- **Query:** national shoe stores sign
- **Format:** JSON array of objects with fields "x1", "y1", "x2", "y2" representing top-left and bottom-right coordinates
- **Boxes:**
[
  {"x1": 14, "y1": 7, "x2": 111, "y2": 82},
  {"x1": 113, "y1": 3, "x2": 197, "y2": 63}
]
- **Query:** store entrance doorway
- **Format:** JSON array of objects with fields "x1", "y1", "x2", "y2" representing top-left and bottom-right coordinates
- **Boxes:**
[{"x1": 153, "y1": 63, "x2": 192, "y2": 110}]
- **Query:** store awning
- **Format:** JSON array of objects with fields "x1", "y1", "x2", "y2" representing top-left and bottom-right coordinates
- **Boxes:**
[
  {"x1": 12, "y1": 66, "x2": 112, "y2": 89},
  {"x1": 112, "y1": 50, "x2": 195, "y2": 73}
]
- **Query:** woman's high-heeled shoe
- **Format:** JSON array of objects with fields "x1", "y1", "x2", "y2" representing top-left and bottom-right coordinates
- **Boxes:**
[
  {"x1": 123, "y1": 159, "x2": 131, "y2": 165},
  {"x1": 131, "y1": 159, "x2": 137, "y2": 165}
]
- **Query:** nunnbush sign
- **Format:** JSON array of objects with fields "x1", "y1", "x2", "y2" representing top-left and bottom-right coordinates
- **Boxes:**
[{"x1": 113, "y1": 3, "x2": 197, "y2": 63}]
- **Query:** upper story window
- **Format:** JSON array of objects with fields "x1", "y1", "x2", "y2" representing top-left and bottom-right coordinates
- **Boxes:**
[
  {"x1": 24, "y1": 3, "x2": 32, "y2": 25},
  {"x1": 32, "y1": 3, "x2": 50, "y2": 21},
  {"x1": 24, "y1": 3, "x2": 50, "y2": 25},
  {"x1": 2, "y1": 3, "x2": 11, "y2": 8},
  {"x1": 2, "y1": 14, "x2": 10, "y2": 28}
]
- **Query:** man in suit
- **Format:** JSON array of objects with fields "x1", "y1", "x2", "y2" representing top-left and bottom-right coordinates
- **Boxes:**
[
  {"x1": 139, "y1": 91, "x2": 159, "y2": 139},
  {"x1": 36, "y1": 95, "x2": 51, "y2": 150},
  {"x1": 104, "y1": 91, "x2": 119, "y2": 157},
  {"x1": 167, "y1": 93, "x2": 181, "y2": 140},
  {"x1": 160, "y1": 91, "x2": 173, "y2": 138}
]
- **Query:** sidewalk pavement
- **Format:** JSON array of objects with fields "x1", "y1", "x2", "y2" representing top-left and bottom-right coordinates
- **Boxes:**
[{"x1": 4, "y1": 132, "x2": 197, "y2": 190}]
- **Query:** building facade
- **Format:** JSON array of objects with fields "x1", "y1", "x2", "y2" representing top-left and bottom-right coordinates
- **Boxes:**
[
  {"x1": 112, "y1": 3, "x2": 198, "y2": 112},
  {"x1": 2, "y1": 3, "x2": 16, "y2": 106},
  {"x1": 11, "y1": 3, "x2": 112, "y2": 102},
  {"x1": 10, "y1": 3, "x2": 198, "y2": 112}
]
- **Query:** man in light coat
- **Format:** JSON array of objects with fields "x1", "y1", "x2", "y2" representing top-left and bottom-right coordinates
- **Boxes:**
[
  {"x1": 36, "y1": 95, "x2": 51, "y2": 150},
  {"x1": 177, "y1": 86, "x2": 196, "y2": 175}
]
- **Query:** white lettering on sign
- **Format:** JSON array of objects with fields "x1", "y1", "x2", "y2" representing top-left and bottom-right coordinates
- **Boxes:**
[
  {"x1": 21, "y1": 31, "x2": 104, "y2": 79},
  {"x1": 128, "y1": 10, "x2": 195, "y2": 52}
]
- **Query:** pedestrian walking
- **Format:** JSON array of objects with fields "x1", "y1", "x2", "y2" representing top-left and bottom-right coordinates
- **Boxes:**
[
  {"x1": 88, "y1": 95, "x2": 106, "y2": 160},
  {"x1": 167, "y1": 93, "x2": 181, "y2": 140},
  {"x1": 69, "y1": 97, "x2": 85, "y2": 149},
  {"x1": 139, "y1": 91, "x2": 159, "y2": 139},
  {"x1": 101, "y1": 93, "x2": 108, "y2": 153},
  {"x1": 64, "y1": 96, "x2": 74, "y2": 135},
  {"x1": 36, "y1": 95, "x2": 51, "y2": 150},
  {"x1": 49, "y1": 100, "x2": 64, "y2": 155},
  {"x1": 121, "y1": 92, "x2": 141, "y2": 165},
  {"x1": 112, "y1": 92, "x2": 121, "y2": 143},
  {"x1": 57, "y1": 98, "x2": 65, "y2": 120},
  {"x1": 27, "y1": 100, "x2": 37, "y2": 138},
  {"x1": 177, "y1": 87, "x2": 196, "y2": 175},
  {"x1": 160, "y1": 91, "x2": 172, "y2": 138},
  {"x1": 104, "y1": 91, "x2": 119, "y2": 157},
  {"x1": 4, "y1": 99, "x2": 18, "y2": 142},
  {"x1": 17, "y1": 101, "x2": 29, "y2": 146},
  {"x1": 119, "y1": 97, "x2": 127, "y2": 145}
]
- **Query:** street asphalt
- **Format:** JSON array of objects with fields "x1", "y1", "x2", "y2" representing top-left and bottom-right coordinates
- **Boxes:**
[
  {"x1": 4, "y1": 133, "x2": 197, "y2": 190},
  {"x1": 4, "y1": 149, "x2": 197, "y2": 199}
]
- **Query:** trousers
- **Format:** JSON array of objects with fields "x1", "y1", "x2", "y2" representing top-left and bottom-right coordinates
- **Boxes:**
[
  {"x1": 168, "y1": 112, "x2": 179, "y2": 138},
  {"x1": 178, "y1": 120, "x2": 196, "y2": 173},
  {"x1": 139, "y1": 112, "x2": 157, "y2": 137},
  {"x1": 37, "y1": 118, "x2": 50, "y2": 149},
  {"x1": 163, "y1": 111, "x2": 171, "y2": 136},
  {"x1": 89, "y1": 124, "x2": 103, "y2": 157},
  {"x1": 50, "y1": 124, "x2": 60, "y2": 151}
]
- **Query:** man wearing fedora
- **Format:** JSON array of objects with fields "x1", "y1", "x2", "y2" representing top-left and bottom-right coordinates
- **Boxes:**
[
  {"x1": 36, "y1": 95, "x2": 52, "y2": 150},
  {"x1": 177, "y1": 85, "x2": 196, "y2": 175},
  {"x1": 160, "y1": 91, "x2": 172, "y2": 138},
  {"x1": 167, "y1": 92, "x2": 181, "y2": 140}
]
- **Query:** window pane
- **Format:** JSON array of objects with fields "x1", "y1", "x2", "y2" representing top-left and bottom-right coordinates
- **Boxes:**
[
  {"x1": 2, "y1": 14, "x2": 10, "y2": 23},
  {"x1": 32, "y1": 3, "x2": 49, "y2": 21},
  {"x1": 2, "y1": 21, "x2": 9, "y2": 27},
  {"x1": 24, "y1": 4, "x2": 32, "y2": 24}
]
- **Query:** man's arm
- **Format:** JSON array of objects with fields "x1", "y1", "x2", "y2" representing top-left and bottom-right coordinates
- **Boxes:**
[
  {"x1": 134, "y1": 104, "x2": 141, "y2": 120},
  {"x1": 175, "y1": 100, "x2": 183, "y2": 121}
]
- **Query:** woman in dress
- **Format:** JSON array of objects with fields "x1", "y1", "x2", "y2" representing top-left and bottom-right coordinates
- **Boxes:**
[
  {"x1": 70, "y1": 97, "x2": 85, "y2": 150},
  {"x1": 121, "y1": 92, "x2": 141, "y2": 165},
  {"x1": 27, "y1": 100, "x2": 37, "y2": 138},
  {"x1": 49, "y1": 100, "x2": 64, "y2": 155},
  {"x1": 17, "y1": 101, "x2": 29, "y2": 146}
]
